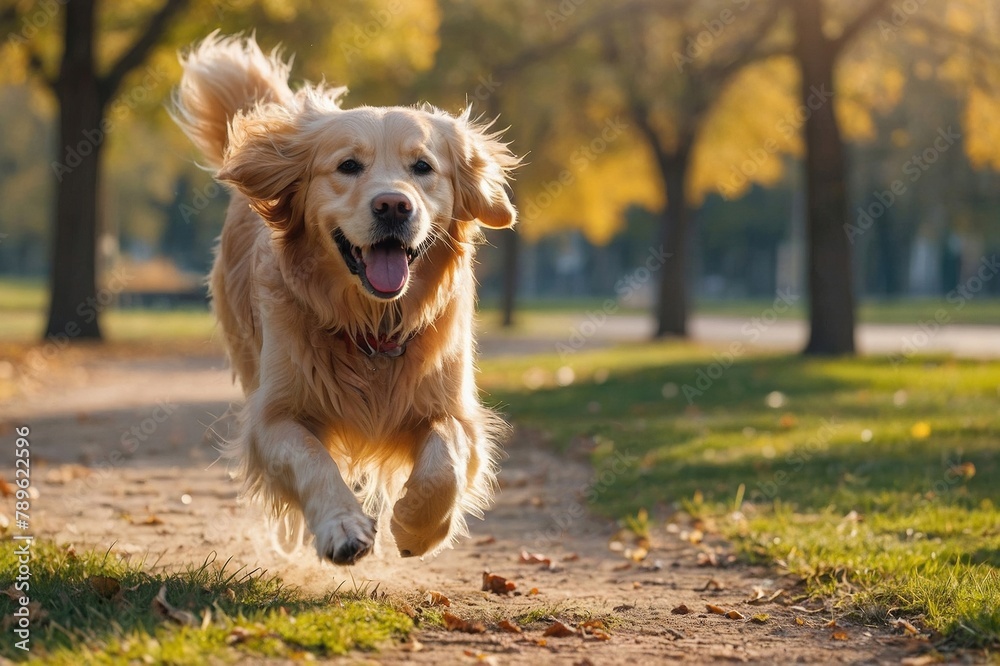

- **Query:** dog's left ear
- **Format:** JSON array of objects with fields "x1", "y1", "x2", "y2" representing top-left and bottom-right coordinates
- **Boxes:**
[
  {"x1": 444, "y1": 111, "x2": 519, "y2": 229},
  {"x1": 216, "y1": 107, "x2": 311, "y2": 238}
]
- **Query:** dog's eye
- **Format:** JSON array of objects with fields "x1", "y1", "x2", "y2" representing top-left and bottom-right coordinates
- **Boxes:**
[
  {"x1": 337, "y1": 159, "x2": 363, "y2": 175},
  {"x1": 412, "y1": 160, "x2": 433, "y2": 175}
]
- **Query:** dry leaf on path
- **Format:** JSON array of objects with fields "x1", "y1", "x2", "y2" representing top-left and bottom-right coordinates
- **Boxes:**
[
  {"x1": 425, "y1": 591, "x2": 450, "y2": 607},
  {"x1": 519, "y1": 550, "x2": 552, "y2": 567},
  {"x1": 706, "y1": 603, "x2": 727, "y2": 615},
  {"x1": 892, "y1": 618, "x2": 921, "y2": 636},
  {"x1": 498, "y1": 619, "x2": 522, "y2": 633},
  {"x1": 831, "y1": 630, "x2": 849, "y2": 641},
  {"x1": 88, "y1": 575, "x2": 121, "y2": 600},
  {"x1": 443, "y1": 611, "x2": 486, "y2": 634},
  {"x1": 152, "y1": 585, "x2": 198, "y2": 626},
  {"x1": 725, "y1": 610, "x2": 745, "y2": 620},
  {"x1": 671, "y1": 604, "x2": 692, "y2": 615},
  {"x1": 482, "y1": 572, "x2": 516, "y2": 595},
  {"x1": 543, "y1": 620, "x2": 576, "y2": 637},
  {"x1": 696, "y1": 578, "x2": 724, "y2": 592}
]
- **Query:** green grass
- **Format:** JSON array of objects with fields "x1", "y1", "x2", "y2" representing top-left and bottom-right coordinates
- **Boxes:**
[
  {"x1": 0, "y1": 539, "x2": 412, "y2": 663},
  {"x1": 479, "y1": 344, "x2": 1000, "y2": 648}
]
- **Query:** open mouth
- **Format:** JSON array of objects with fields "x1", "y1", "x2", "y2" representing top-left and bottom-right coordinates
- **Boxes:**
[{"x1": 333, "y1": 229, "x2": 428, "y2": 299}]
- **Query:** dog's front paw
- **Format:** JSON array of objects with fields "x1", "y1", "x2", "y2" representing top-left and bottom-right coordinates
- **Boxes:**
[{"x1": 312, "y1": 512, "x2": 377, "y2": 565}]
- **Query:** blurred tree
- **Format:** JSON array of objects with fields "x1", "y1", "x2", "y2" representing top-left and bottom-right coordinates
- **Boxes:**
[
  {"x1": 595, "y1": 2, "x2": 786, "y2": 337},
  {"x1": 2, "y1": 0, "x2": 189, "y2": 340},
  {"x1": 785, "y1": 0, "x2": 893, "y2": 355}
]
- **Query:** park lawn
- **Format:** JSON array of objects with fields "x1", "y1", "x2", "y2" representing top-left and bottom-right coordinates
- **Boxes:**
[
  {"x1": 0, "y1": 539, "x2": 412, "y2": 664},
  {"x1": 479, "y1": 344, "x2": 1000, "y2": 648}
]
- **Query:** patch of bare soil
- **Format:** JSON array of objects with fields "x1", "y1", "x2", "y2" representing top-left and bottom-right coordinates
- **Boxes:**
[{"x1": 0, "y1": 351, "x2": 931, "y2": 665}]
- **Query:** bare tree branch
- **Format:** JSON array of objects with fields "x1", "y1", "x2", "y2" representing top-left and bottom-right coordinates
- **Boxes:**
[
  {"x1": 99, "y1": 0, "x2": 189, "y2": 103},
  {"x1": 703, "y1": 2, "x2": 789, "y2": 83}
]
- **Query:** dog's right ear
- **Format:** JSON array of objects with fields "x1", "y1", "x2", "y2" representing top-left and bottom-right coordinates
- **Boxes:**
[{"x1": 216, "y1": 108, "x2": 310, "y2": 237}]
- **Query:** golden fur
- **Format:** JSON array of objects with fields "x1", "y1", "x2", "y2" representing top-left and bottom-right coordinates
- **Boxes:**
[{"x1": 172, "y1": 33, "x2": 517, "y2": 564}]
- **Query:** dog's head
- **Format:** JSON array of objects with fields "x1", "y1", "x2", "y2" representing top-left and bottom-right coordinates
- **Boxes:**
[{"x1": 218, "y1": 97, "x2": 517, "y2": 304}]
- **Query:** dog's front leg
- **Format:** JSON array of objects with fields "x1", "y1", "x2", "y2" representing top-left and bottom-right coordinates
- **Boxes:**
[
  {"x1": 248, "y1": 412, "x2": 376, "y2": 565},
  {"x1": 390, "y1": 418, "x2": 471, "y2": 558}
]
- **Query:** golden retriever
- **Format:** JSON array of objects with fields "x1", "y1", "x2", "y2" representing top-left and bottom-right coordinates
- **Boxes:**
[{"x1": 172, "y1": 33, "x2": 517, "y2": 564}]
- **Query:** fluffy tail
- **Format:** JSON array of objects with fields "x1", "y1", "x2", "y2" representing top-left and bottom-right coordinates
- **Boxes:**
[{"x1": 172, "y1": 31, "x2": 294, "y2": 168}]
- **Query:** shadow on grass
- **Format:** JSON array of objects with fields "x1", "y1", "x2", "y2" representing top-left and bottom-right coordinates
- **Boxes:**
[
  {"x1": 0, "y1": 541, "x2": 410, "y2": 663},
  {"x1": 489, "y1": 353, "x2": 998, "y2": 514}
]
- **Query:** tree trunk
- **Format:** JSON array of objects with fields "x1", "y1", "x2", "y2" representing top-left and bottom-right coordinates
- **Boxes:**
[
  {"x1": 500, "y1": 227, "x2": 518, "y2": 328},
  {"x1": 45, "y1": 0, "x2": 104, "y2": 340},
  {"x1": 793, "y1": 0, "x2": 856, "y2": 355},
  {"x1": 653, "y1": 150, "x2": 691, "y2": 338}
]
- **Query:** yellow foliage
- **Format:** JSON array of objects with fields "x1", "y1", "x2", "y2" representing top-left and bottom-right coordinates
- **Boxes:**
[
  {"x1": 964, "y1": 87, "x2": 1000, "y2": 171},
  {"x1": 517, "y1": 131, "x2": 662, "y2": 244},
  {"x1": 690, "y1": 59, "x2": 800, "y2": 203}
]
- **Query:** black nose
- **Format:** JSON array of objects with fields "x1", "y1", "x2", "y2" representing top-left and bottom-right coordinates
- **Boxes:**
[{"x1": 371, "y1": 192, "x2": 413, "y2": 227}]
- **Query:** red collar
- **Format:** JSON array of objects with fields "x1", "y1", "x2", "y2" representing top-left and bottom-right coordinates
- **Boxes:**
[{"x1": 340, "y1": 330, "x2": 413, "y2": 358}]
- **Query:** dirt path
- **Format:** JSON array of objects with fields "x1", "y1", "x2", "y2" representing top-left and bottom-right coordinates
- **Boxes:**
[{"x1": 0, "y1": 350, "x2": 923, "y2": 664}]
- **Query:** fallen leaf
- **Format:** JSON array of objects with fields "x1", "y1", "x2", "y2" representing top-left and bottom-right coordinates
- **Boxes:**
[
  {"x1": 831, "y1": 630, "x2": 849, "y2": 641},
  {"x1": 527, "y1": 587, "x2": 540, "y2": 596},
  {"x1": 400, "y1": 636, "x2": 423, "y2": 652},
  {"x1": 696, "y1": 578, "x2": 724, "y2": 592},
  {"x1": 706, "y1": 604, "x2": 727, "y2": 615},
  {"x1": 88, "y1": 575, "x2": 121, "y2": 600},
  {"x1": 532, "y1": 638, "x2": 547, "y2": 647},
  {"x1": 226, "y1": 626, "x2": 253, "y2": 645},
  {"x1": 543, "y1": 620, "x2": 576, "y2": 637},
  {"x1": 794, "y1": 617, "x2": 805, "y2": 626},
  {"x1": 443, "y1": 611, "x2": 486, "y2": 634},
  {"x1": 948, "y1": 462, "x2": 976, "y2": 481},
  {"x1": 519, "y1": 550, "x2": 552, "y2": 567},
  {"x1": 892, "y1": 618, "x2": 921, "y2": 636},
  {"x1": 697, "y1": 550, "x2": 719, "y2": 567},
  {"x1": 625, "y1": 546, "x2": 648, "y2": 562},
  {"x1": 152, "y1": 585, "x2": 198, "y2": 626},
  {"x1": 498, "y1": 619, "x2": 522, "y2": 633},
  {"x1": 425, "y1": 591, "x2": 450, "y2": 607},
  {"x1": 825, "y1": 618, "x2": 838, "y2": 628},
  {"x1": 671, "y1": 604, "x2": 692, "y2": 615},
  {"x1": 751, "y1": 614, "x2": 770, "y2": 624},
  {"x1": 725, "y1": 610, "x2": 745, "y2": 620},
  {"x1": 482, "y1": 572, "x2": 516, "y2": 595}
]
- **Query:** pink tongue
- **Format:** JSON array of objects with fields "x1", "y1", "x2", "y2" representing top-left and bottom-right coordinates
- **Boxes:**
[{"x1": 364, "y1": 244, "x2": 409, "y2": 294}]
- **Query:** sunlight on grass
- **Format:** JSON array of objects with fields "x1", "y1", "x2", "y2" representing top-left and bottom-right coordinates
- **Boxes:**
[
  {"x1": 0, "y1": 539, "x2": 411, "y2": 663},
  {"x1": 480, "y1": 344, "x2": 1000, "y2": 648}
]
